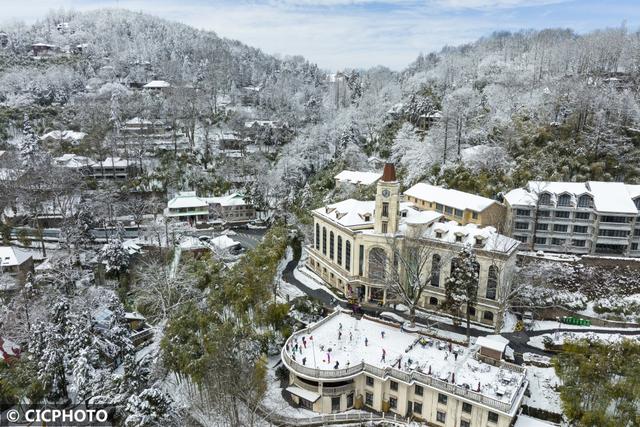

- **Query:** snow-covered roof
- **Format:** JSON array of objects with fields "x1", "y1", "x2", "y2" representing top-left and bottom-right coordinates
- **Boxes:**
[
  {"x1": 40, "y1": 130, "x2": 86, "y2": 142},
  {"x1": 204, "y1": 193, "x2": 247, "y2": 207},
  {"x1": 0, "y1": 246, "x2": 32, "y2": 267},
  {"x1": 244, "y1": 120, "x2": 278, "y2": 128},
  {"x1": 404, "y1": 183, "x2": 498, "y2": 212},
  {"x1": 286, "y1": 386, "x2": 321, "y2": 403},
  {"x1": 54, "y1": 154, "x2": 95, "y2": 168},
  {"x1": 587, "y1": 181, "x2": 638, "y2": 214},
  {"x1": 211, "y1": 235, "x2": 241, "y2": 250},
  {"x1": 283, "y1": 313, "x2": 527, "y2": 410},
  {"x1": 627, "y1": 184, "x2": 640, "y2": 200},
  {"x1": 334, "y1": 170, "x2": 382, "y2": 186},
  {"x1": 125, "y1": 117, "x2": 153, "y2": 126},
  {"x1": 124, "y1": 312, "x2": 145, "y2": 321},
  {"x1": 514, "y1": 415, "x2": 558, "y2": 427},
  {"x1": 505, "y1": 181, "x2": 639, "y2": 214},
  {"x1": 93, "y1": 157, "x2": 129, "y2": 168},
  {"x1": 143, "y1": 80, "x2": 171, "y2": 88},
  {"x1": 476, "y1": 335, "x2": 509, "y2": 353},
  {"x1": 421, "y1": 221, "x2": 519, "y2": 253},
  {"x1": 314, "y1": 199, "x2": 376, "y2": 227},
  {"x1": 167, "y1": 191, "x2": 209, "y2": 209}
]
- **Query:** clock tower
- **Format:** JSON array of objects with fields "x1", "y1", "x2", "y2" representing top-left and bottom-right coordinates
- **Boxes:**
[{"x1": 374, "y1": 163, "x2": 400, "y2": 234}]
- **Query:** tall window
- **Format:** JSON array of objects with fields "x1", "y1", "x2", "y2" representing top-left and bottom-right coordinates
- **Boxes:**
[
  {"x1": 578, "y1": 195, "x2": 593, "y2": 208},
  {"x1": 358, "y1": 244, "x2": 364, "y2": 276},
  {"x1": 329, "y1": 231, "x2": 335, "y2": 259},
  {"x1": 381, "y1": 222, "x2": 388, "y2": 233},
  {"x1": 322, "y1": 227, "x2": 327, "y2": 255},
  {"x1": 382, "y1": 202, "x2": 389, "y2": 217},
  {"x1": 315, "y1": 223, "x2": 320, "y2": 250},
  {"x1": 337, "y1": 236, "x2": 343, "y2": 266},
  {"x1": 539, "y1": 193, "x2": 551, "y2": 205},
  {"x1": 368, "y1": 248, "x2": 387, "y2": 281},
  {"x1": 557, "y1": 194, "x2": 571, "y2": 207},
  {"x1": 486, "y1": 266, "x2": 498, "y2": 300},
  {"x1": 345, "y1": 241, "x2": 351, "y2": 271},
  {"x1": 431, "y1": 254, "x2": 441, "y2": 287}
]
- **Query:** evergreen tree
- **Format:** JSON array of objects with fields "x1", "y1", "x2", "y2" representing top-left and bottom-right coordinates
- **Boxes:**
[
  {"x1": 444, "y1": 246, "x2": 479, "y2": 343},
  {"x1": 20, "y1": 113, "x2": 39, "y2": 166}
]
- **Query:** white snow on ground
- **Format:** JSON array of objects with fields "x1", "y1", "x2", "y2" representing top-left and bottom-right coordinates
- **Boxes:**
[
  {"x1": 502, "y1": 311, "x2": 518, "y2": 333},
  {"x1": 528, "y1": 331, "x2": 640, "y2": 350},
  {"x1": 523, "y1": 367, "x2": 561, "y2": 414},
  {"x1": 530, "y1": 320, "x2": 640, "y2": 332},
  {"x1": 285, "y1": 313, "x2": 525, "y2": 404},
  {"x1": 262, "y1": 357, "x2": 318, "y2": 419}
]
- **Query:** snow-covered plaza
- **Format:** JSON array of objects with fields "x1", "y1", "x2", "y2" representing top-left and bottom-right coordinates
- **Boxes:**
[{"x1": 284, "y1": 312, "x2": 527, "y2": 406}]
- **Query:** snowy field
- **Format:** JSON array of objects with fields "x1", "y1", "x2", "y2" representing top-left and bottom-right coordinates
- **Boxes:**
[
  {"x1": 531, "y1": 319, "x2": 640, "y2": 332},
  {"x1": 524, "y1": 367, "x2": 562, "y2": 414},
  {"x1": 285, "y1": 312, "x2": 526, "y2": 404},
  {"x1": 528, "y1": 331, "x2": 640, "y2": 350}
]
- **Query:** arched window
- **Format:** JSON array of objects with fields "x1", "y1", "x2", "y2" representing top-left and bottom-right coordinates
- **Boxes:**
[
  {"x1": 315, "y1": 223, "x2": 320, "y2": 250},
  {"x1": 431, "y1": 254, "x2": 441, "y2": 287},
  {"x1": 539, "y1": 192, "x2": 551, "y2": 205},
  {"x1": 429, "y1": 297, "x2": 438, "y2": 305},
  {"x1": 486, "y1": 266, "x2": 498, "y2": 300},
  {"x1": 368, "y1": 248, "x2": 387, "y2": 282},
  {"x1": 578, "y1": 195, "x2": 593, "y2": 208},
  {"x1": 337, "y1": 236, "x2": 343, "y2": 266},
  {"x1": 345, "y1": 241, "x2": 351, "y2": 271},
  {"x1": 322, "y1": 227, "x2": 327, "y2": 255},
  {"x1": 634, "y1": 197, "x2": 640, "y2": 210},
  {"x1": 329, "y1": 231, "x2": 335, "y2": 259},
  {"x1": 483, "y1": 311, "x2": 494, "y2": 322},
  {"x1": 557, "y1": 193, "x2": 571, "y2": 207}
]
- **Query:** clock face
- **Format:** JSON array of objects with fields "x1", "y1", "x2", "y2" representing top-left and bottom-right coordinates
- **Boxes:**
[{"x1": 382, "y1": 189, "x2": 390, "y2": 198}]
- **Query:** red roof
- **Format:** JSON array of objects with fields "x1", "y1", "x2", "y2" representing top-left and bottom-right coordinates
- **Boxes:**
[
  {"x1": 0, "y1": 337, "x2": 21, "y2": 363},
  {"x1": 381, "y1": 163, "x2": 397, "y2": 182}
]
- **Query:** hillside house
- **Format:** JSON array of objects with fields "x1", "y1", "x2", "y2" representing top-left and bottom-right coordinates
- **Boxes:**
[
  {"x1": 31, "y1": 43, "x2": 57, "y2": 56},
  {"x1": 334, "y1": 170, "x2": 382, "y2": 187},
  {"x1": 0, "y1": 246, "x2": 34, "y2": 286},
  {"x1": 40, "y1": 130, "x2": 86, "y2": 147}
]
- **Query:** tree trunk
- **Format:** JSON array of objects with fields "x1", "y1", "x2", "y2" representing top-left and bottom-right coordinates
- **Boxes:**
[{"x1": 466, "y1": 306, "x2": 471, "y2": 344}]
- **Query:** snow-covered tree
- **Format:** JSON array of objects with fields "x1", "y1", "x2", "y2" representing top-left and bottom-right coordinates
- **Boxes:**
[
  {"x1": 100, "y1": 235, "x2": 131, "y2": 277},
  {"x1": 444, "y1": 246, "x2": 480, "y2": 343},
  {"x1": 124, "y1": 387, "x2": 178, "y2": 427}
]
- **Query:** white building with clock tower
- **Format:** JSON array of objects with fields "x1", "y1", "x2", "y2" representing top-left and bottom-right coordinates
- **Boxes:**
[{"x1": 305, "y1": 163, "x2": 519, "y2": 330}]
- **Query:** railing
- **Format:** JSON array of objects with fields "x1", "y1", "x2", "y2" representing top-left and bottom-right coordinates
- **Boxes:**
[
  {"x1": 322, "y1": 383, "x2": 354, "y2": 396},
  {"x1": 292, "y1": 378, "x2": 319, "y2": 393},
  {"x1": 266, "y1": 410, "x2": 407, "y2": 426},
  {"x1": 282, "y1": 312, "x2": 526, "y2": 414}
]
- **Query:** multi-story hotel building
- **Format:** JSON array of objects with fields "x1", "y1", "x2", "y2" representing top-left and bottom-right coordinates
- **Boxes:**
[
  {"x1": 306, "y1": 164, "x2": 520, "y2": 330},
  {"x1": 504, "y1": 181, "x2": 640, "y2": 257},
  {"x1": 281, "y1": 311, "x2": 528, "y2": 426}
]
